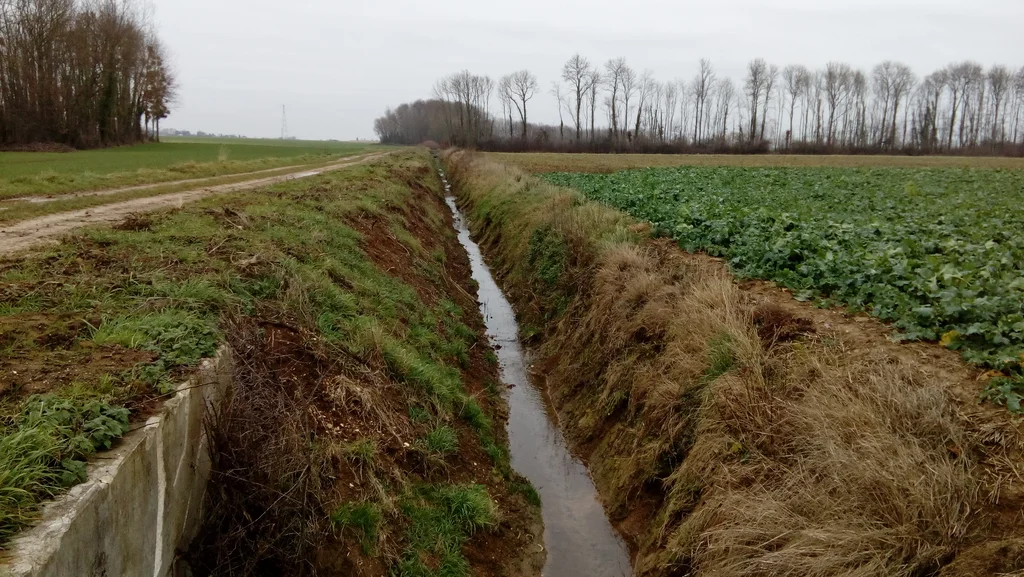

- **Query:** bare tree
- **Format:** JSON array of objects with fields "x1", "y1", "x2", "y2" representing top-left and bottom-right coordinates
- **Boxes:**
[
  {"x1": 824, "y1": 62, "x2": 852, "y2": 145},
  {"x1": 943, "y1": 62, "x2": 982, "y2": 149},
  {"x1": 745, "y1": 59, "x2": 769, "y2": 142},
  {"x1": 507, "y1": 70, "x2": 538, "y2": 140},
  {"x1": 782, "y1": 65, "x2": 809, "y2": 147},
  {"x1": 498, "y1": 75, "x2": 514, "y2": 138},
  {"x1": 0, "y1": 0, "x2": 175, "y2": 148},
  {"x1": 760, "y1": 64, "x2": 779, "y2": 141},
  {"x1": 620, "y1": 64, "x2": 638, "y2": 139},
  {"x1": 717, "y1": 78, "x2": 735, "y2": 139},
  {"x1": 603, "y1": 58, "x2": 628, "y2": 141},
  {"x1": 587, "y1": 68, "x2": 601, "y2": 141},
  {"x1": 550, "y1": 82, "x2": 569, "y2": 141},
  {"x1": 988, "y1": 65, "x2": 1011, "y2": 143},
  {"x1": 692, "y1": 58, "x2": 715, "y2": 143},
  {"x1": 433, "y1": 71, "x2": 493, "y2": 146},
  {"x1": 888, "y1": 63, "x2": 915, "y2": 148},
  {"x1": 850, "y1": 70, "x2": 868, "y2": 146},
  {"x1": 662, "y1": 81, "x2": 679, "y2": 141},
  {"x1": 141, "y1": 37, "x2": 177, "y2": 142},
  {"x1": 1013, "y1": 67, "x2": 1024, "y2": 144},
  {"x1": 634, "y1": 70, "x2": 656, "y2": 141},
  {"x1": 562, "y1": 54, "x2": 592, "y2": 142},
  {"x1": 378, "y1": 55, "x2": 1024, "y2": 155}
]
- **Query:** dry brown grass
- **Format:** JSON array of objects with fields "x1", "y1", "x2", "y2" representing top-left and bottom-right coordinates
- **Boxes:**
[
  {"x1": 446, "y1": 150, "x2": 1024, "y2": 577},
  {"x1": 487, "y1": 151, "x2": 1024, "y2": 173}
]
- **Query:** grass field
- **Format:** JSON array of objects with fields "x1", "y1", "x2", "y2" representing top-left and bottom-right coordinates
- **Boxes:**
[
  {"x1": 544, "y1": 166, "x2": 1024, "y2": 377},
  {"x1": 0, "y1": 155, "x2": 378, "y2": 226},
  {"x1": 489, "y1": 151, "x2": 1024, "y2": 173},
  {"x1": 0, "y1": 138, "x2": 379, "y2": 198}
]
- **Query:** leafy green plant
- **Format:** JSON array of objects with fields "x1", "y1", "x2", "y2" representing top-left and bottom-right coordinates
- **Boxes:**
[
  {"x1": 0, "y1": 393, "x2": 130, "y2": 544},
  {"x1": 546, "y1": 166, "x2": 1024, "y2": 371},
  {"x1": 93, "y1": 311, "x2": 218, "y2": 367},
  {"x1": 979, "y1": 376, "x2": 1024, "y2": 413},
  {"x1": 93, "y1": 311, "x2": 219, "y2": 394}
]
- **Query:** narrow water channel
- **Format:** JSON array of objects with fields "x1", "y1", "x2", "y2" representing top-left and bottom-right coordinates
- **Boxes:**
[{"x1": 438, "y1": 168, "x2": 632, "y2": 577}]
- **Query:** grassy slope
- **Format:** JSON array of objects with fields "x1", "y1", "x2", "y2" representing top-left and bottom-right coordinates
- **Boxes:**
[
  {"x1": 445, "y1": 150, "x2": 1024, "y2": 577},
  {"x1": 0, "y1": 150, "x2": 541, "y2": 576},
  {"x1": 0, "y1": 139, "x2": 380, "y2": 198},
  {"x1": 489, "y1": 151, "x2": 1024, "y2": 173}
]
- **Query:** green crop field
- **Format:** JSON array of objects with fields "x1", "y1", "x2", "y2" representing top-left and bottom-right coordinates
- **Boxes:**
[
  {"x1": 544, "y1": 167, "x2": 1024, "y2": 372},
  {"x1": 0, "y1": 138, "x2": 377, "y2": 198}
]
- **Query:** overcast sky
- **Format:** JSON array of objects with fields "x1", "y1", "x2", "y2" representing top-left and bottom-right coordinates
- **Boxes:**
[{"x1": 155, "y1": 0, "x2": 1024, "y2": 141}]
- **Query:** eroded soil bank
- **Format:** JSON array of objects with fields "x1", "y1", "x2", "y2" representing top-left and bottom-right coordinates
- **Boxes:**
[{"x1": 443, "y1": 149, "x2": 1024, "y2": 577}]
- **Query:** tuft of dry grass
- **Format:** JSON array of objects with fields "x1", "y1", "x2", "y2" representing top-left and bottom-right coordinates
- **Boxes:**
[{"x1": 446, "y1": 149, "x2": 1024, "y2": 577}]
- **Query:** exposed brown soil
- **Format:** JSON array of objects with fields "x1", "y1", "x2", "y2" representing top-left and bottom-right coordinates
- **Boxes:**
[
  {"x1": 0, "y1": 153, "x2": 385, "y2": 257},
  {"x1": 0, "y1": 312, "x2": 155, "y2": 400}
]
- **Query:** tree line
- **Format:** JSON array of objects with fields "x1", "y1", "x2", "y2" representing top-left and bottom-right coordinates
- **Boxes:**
[
  {"x1": 375, "y1": 55, "x2": 1024, "y2": 155},
  {"x1": 0, "y1": 0, "x2": 175, "y2": 149}
]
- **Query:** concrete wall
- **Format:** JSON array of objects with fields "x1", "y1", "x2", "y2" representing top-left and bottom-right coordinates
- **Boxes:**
[{"x1": 0, "y1": 348, "x2": 232, "y2": 577}]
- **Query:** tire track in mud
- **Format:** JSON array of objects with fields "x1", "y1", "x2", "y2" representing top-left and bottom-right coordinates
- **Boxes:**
[{"x1": 0, "y1": 153, "x2": 386, "y2": 257}]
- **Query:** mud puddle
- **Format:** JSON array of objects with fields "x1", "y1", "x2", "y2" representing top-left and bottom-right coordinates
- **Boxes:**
[{"x1": 439, "y1": 168, "x2": 632, "y2": 577}]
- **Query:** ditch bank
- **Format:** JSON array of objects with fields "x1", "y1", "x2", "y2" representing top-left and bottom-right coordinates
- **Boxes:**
[
  {"x1": 0, "y1": 150, "x2": 543, "y2": 577},
  {"x1": 443, "y1": 150, "x2": 1024, "y2": 577},
  {"x1": 438, "y1": 162, "x2": 631, "y2": 577}
]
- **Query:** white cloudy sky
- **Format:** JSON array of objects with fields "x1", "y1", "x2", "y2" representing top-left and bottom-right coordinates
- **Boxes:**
[{"x1": 155, "y1": 0, "x2": 1024, "y2": 140}]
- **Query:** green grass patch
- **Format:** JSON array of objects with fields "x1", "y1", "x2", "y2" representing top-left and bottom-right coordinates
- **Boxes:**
[
  {"x1": 397, "y1": 484, "x2": 498, "y2": 577},
  {"x1": 526, "y1": 226, "x2": 568, "y2": 289},
  {"x1": 420, "y1": 425, "x2": 459, "y2": 458},
  {"x1": 459, "y1": 398, "x2": 491, "y2": 433},
  {"x1": 509, "y1": 480, "x2": 542, "y2": 507},
  {"x1": 331, "y1": 501, "x2": 383, "y2": 555},
  {"x1": 703, "y1": 334, "x2": 735, "y2": 382},
  {"x1": 343, "y1": 439, "x2": 379, "y2": 467}
]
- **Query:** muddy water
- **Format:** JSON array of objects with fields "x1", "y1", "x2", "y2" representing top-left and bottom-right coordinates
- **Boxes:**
[{"x1": 439, "y1": 169, "x2": 632, "y2": 577}]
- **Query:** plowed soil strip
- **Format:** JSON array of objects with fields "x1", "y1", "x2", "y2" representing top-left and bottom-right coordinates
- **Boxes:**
[{"x1": 0, "y1": 153, "x2": 385, "y2": 257}]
